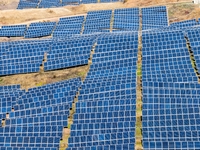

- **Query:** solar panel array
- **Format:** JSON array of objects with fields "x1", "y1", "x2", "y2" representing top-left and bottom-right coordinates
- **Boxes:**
[
  {"x1": 0, "y1": 34, "x2": 101, "y2": 76},
  {"x1": 53, "y1": 16, "x2": 84, "y2": 38},
  {"x1": 83, "y1": 10, "x2": 112, "y2": 34},
  {"x1": 142, "y1": 30, "x2": 197, "y2": 83},
  {"x1": 0, "y1": 85, "x2": 25, "y2": 113},
  {"x1": 81, "y1": 0, "x2": 97, "y2": 4},
  {"x1": 0, "y1": 78, "x2": 81, "y2": 149},
  {"x1": 1, "y1": 7, "x2": 167, "y2": 38},
  {"x1": 0, "y1": 25, "x2": 27, "y2": 37},
  {"x1": 66, "y1": 32, "x2": 138, "y2": 150},
  {"x1": 39, "y1": 0, "x2": 62, "y2": 8},
  {"x1": 0, "y1": 39, "x2": 53, "y2": 76},
  {"x1": 148, "y1": 19, "x2": 199, "y2": 32},
  {"x1": 170, "y1": 19, "x2": 198, "y2": 28},
  {"x1": 100, "y1": 0, "x2": 119, "y2": 3},
  {"x1": 17, "y1": 0, "x2": 39, "y2": 9},
  {"x1": 142, "y1": 81, "x2": 200, "y2": 149},
  {"x1": 62, "y1": 0, "x2": 80, "y2": 5},
  {"x1": 17, "y1": 0, "x2": 121, "y2": 9},
  {"x1": 113, "y1": 8, "x2": 139, "y2": 32},
  {"x1": 0, "y1": 8, "x2": 138, "y2": 38},
  {"x1": 25, "y1": 22, "x2": 56, "y2": 38},
  {"x1": 142, "y1": 24, "x2": 200, "y2": 149},
  {"x1": 44, "y1": 35, "x2": 96, "y2": 71},
  {"x1": 142, "y1": 6, "x2": 168, "y2": 30}
]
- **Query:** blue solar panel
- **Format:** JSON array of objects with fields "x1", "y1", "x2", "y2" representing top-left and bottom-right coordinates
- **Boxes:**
[
  {"x1": 142, "y1": 6, "x2": 168, "y2": 30},
  {"x1": 0, "y1": 39, "x2": 52, "y2": 76},
  {"x1": 25, "y1": 22, "x2": 56, "y2": 38},
  {"x1": 142, "y1": 81, "x2": 200, "y2": 149},
  {"x1": 38, "y1": 0, "x2": 62, "y2": 8},
  {"x1": 113, "y1": 8, "x2": 139, "y2": 31},
  {"x1": 17, "y1": 0, "x2": 39, "y2": 9},
  {"x1": 170, "y1": 19, "x2": 197, "y2": 28},
  {"x1": 142, "y1": 30, "x2": 198, "y2": 83},
  {"x1": 17, "y1": 0, "x2": 120, "y2": 9},
  {"x1": 53, "y1": 16, "x2": 84, "y2": 38},
  {"x1": 0, "y1": 25, "x2": 27, "y2": 37},
  {"x1": 83, "y1": 10, "x2": 112, "y2": 34},
  {"x1": 44, "y1": 36, "x2": 96, "y2": 71}
]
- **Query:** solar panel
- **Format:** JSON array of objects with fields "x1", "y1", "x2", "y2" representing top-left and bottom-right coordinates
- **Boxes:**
[
  {"x1": 44, "y1": 36, "x2": 96, "y2": 71},
  {"x1": 53, "y1": 16, "x2": 84, "y2": 38},
  {"x1": 142, "y1": 30, "x2": 198, "y2": 83},
  {"x1": 17, "y1": 0, "x2": 39, "y2": 9},
  {"x1": 113, "y1": 8, "x2": 139, "y2": 31},
  {"x1": 142, "y1": 6, "x2": 168, "y2": 30},
  {"x1": 38, "y1": 0, "x2": 62, "y2": 8},
  {"x1": 83, "y1": 10, "x2": 112, "y2": 34},
  {"x1": 0, "y1": 25, "x2": 27, "y2": 37},
  {"x1": 25, "y1": 22, "x2": 56, "y2": 38}
]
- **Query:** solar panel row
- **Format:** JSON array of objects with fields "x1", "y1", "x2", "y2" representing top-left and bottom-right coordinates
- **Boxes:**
[{"x1": 17, "y1": 0, "x2": 121, "y2": 9}]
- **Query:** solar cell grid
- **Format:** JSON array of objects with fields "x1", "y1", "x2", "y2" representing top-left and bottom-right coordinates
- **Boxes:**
[{"x1": 6, "y1": 114, "x2": 68, "y2": 127}]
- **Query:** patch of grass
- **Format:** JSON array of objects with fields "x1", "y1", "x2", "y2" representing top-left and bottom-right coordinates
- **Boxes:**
[
  {"x1": 137, "y1": 70, "x2": 142, "y2": 76},
  {"x1": 136, "y1": 127, "x2": 142, "y2": 137},
  {"x1": 191, "y1": 60, "x2": 196, "y2": 68},
  {"x1": 0, "y1": 78, "x2": 3, "y2": 84},
  {"x1": 78, "y1": 71, "x2": 86, "y2": 77},
  {"x1": 137, "y1": 64, "x2": 142, "y2": 76},
  {"x1": 136, "y1": 107, "x2": 142, "y2": 114},
  {"x1": 67, "y1": 123, "x2": 71, "y2": 129},
  {"x1": 136, "y1": 120, "x2": 142, "y2": 128},
  {"x1": 36, "y1": 82, "x2": 44, "y2": 87}
]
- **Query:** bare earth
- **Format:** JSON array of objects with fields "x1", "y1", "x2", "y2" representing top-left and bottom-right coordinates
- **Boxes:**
[{"x1": 0, "y1": 65, "x2": 90, "y2": 90}]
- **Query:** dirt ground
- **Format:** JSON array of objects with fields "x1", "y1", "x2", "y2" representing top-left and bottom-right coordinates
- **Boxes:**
[{"x1": 0, "y1": 65, "x2": 90, "y2": 90}]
